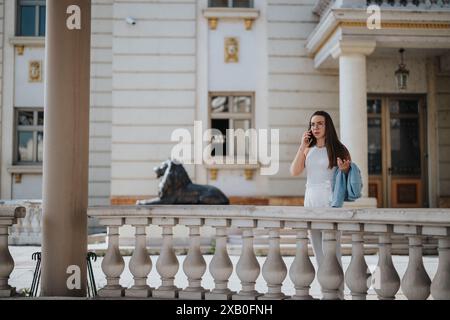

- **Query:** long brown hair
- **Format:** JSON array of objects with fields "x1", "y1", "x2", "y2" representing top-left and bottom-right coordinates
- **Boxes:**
[{"x1": 308, "y1": 110, "x2": 351, "y2": 169}]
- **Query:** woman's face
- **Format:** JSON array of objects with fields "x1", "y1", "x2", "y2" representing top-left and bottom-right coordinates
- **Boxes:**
[{"x1": 310, "y1": 115, "x2": 326, "y2": 139}]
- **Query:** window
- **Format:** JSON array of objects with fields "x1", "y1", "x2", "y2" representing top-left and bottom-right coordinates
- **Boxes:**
[
  {"x1": 209, "y1": 0, "x2": 253, "y2": 8},
  {"x1": 209, "y1": 93, "x2": 254, "y2": 160},
  {"x1": 17, "y1": 0, "x2": 46, "y2": 36},
  {"x1": 15, "y1": 109, "x2": 44, "y2": 164}
]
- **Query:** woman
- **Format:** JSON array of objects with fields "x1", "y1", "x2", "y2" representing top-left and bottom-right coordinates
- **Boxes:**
[{"x1": 290, "y1": 110, "x2": 351, "y2": 299}]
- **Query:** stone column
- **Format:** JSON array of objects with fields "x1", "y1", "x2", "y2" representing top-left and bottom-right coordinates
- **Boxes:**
[
  {"x1": 259, "y1": 224, "x2": 287, "y2": 300},
  {"x1": 289, "y1": 228, "x2": 315, "y2": 300},
  {"x1": 179, "y1": 218, "x2": 208, "y2": 300},
  {"x1": 401, "y1": 236, "x2": 431, "y2": 300},
  {"x1": 431, "y1": 237, "x2": 450, "y2": 300},
  {"x1": 331, "y1": 41, "x2": 376, "y2": 198},
  {"x1": 372, "y1": 233, "x2": 400, "y2": 300},
  {"x1": 205, "y1": 219, "x2": 234, "y2": 300},
  {"x1": 153, "y1": 218, "x2": 180, "y2": 299},
  {"x1": 232, "y1": 223, "x2": 262, "y2": 300},
  {"x1": 41, "y1": 0, "x2": 91, "y2": 297},
  {"x1": 125, "y1": 218, "x2": 152, "y2": 298}
]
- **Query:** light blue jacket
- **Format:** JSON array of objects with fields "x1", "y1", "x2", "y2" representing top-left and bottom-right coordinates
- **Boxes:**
[{"x1": 330, "y1": 162, "x2": 363, "y2": 208}]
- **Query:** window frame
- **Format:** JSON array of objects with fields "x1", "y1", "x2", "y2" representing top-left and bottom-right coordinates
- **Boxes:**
[
  {"x1": 14, "y1": 108, "x2": 44, "y2": 165},
  {"x1": 208, "y1": 92, "x2": 255, "y2": 161},
  {"x1": 208, "y1": 0, "x2": 254, "y2": 8},
  {"x1": 16, "y1": 0, "x2": 46, "y2": 37}
]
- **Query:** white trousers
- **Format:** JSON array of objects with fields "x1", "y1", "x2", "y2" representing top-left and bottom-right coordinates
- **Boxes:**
[{"x1": 304, "y1": 183, "x2": 344, "y2": 298}]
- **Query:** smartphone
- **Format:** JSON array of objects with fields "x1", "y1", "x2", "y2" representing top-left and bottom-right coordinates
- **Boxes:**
[{"x1": 307, "y1": 130, "x2": 316, "y2": 145}]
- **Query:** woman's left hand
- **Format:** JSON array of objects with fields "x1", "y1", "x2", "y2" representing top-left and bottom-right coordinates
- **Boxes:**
[{"x1": 337, "y1": 157, "x2": 351, "y2": 173}]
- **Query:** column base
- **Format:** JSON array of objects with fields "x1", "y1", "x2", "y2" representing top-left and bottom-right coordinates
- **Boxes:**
[
  {"x1": 0, "y1": 287, "x2": 16, "y2": 297},
  {"x1": 232, "y1": 291, "x2": 263, "y2": 300},
  {"x1": 205, "y1": 290, "x2": 235, "y2": 300},
  {"x1": 98, "y1": 286, "x2": 125, "y2": 298},
  {"x1": 377, "y1": 296, "x2": 396, "y2": 300},
  {"x1": 321, "y1": 289, "x2": 342, "y2": 300},
  {"x1": 152, "y1": 287, "x2": 180, "y2": 299},
  {"x1": 179, "y1": 288, "x2": 209, "y2": 300},
  {"x1": 288, "y1": 295, "x2": 316, "y2": 300},
  {"x1": 351, "y1": 293, "x2": 367, "y2": 300},
  {"x1": 125, "y1": 286, "x2": 153, "y2": 298},
  {"x1": 257, "y1": 293, "x2": 287, "y2": 300}
]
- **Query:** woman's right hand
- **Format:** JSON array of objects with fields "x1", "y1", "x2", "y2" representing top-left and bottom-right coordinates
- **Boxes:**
[{"x1": 300, "y1": 130, "x2": 311, "y2": 150}]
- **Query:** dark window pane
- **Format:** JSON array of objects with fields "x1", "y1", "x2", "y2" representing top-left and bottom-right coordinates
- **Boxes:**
[
  {"x1": 233, "y1": 0, "x2": 252, "y2": 7},
  {"x1": 39, "y1": 6, "x2": 46, "y2": 36},
  {"x1": 211, "y1": 119, "x2": 228, "y2": 157},
  {"x1": 18, "y1": 111, "x2": 34, "y2": 126},
  {"x1": 38, "y1": 111, "x2": 44, "y2": 125},
  {"x1": 19, "y1": 6, "x2": 36, "y2": 36},
  {"x1": 209, "y1": 0, "x2": 229, "y2": 7},
  {"x1": 18, "y1": 131, "x2": 34, "y2": 162},
  {"x1": 368, "y1": 117, "x2": 382, "y2": 175},
  {"x1": 389, "y1": 99, "x2": 418, "y2": 114},
  {"x1": 367, "y1": 99, "x2": 381, "y2": 114},
  {"x1": 390, "y1": 118, "x2": 421, "y2": 176}
]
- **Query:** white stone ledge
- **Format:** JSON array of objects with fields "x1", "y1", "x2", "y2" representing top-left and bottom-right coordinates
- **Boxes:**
[
  {"x1": 0, "y1": 205, "x2": 26, "y2": 220},
  {"x1": 88, "y1": 205, "x2": 450, "y2": 227},
  {"x1": 7, "y1": 165, "x2": 43, "y2": 174},
  {"x1": 9, "y1": 36, "x2": 45, "y2": 47}
]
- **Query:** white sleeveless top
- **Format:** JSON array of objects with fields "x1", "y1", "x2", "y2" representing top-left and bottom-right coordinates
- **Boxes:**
[
  {"x1": 304, "y1": 146, "x2": 334, "y2": 207},
  {"x1": 305, "y1": 146, "x2": 334, "y2": 186}
]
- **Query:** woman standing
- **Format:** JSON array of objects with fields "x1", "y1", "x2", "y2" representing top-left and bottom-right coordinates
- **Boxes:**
[{"x1": 290, "y1": 110, "x2": 351, "y2": 299}]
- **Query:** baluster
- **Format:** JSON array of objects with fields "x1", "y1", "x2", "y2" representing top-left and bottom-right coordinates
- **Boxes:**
[
  {"x1": 289, "y1": 228, "x2": 315, "y2": 300},
  {"x1": 125, "y1": 218, "x2": 152, "y2": 298},
  {"x1": 345, "y1": 232, "x2": 371, "y2": 300},
  {"x1": 232, "y1": 222, "x2": 262, "y2": 300},
  {"x1": 317, "y1": 229, "x2": 344, "y2": 300},
  {"x1": 372, "y1": 232, "x2": 400, "y2": 300},
  {"x1": 0, "y1": 225, "x2": 15, "y2": 297},
  {"x1": 153, "y1": 218, "x2": 180, "y2": 299},
  {"x1": 401, "y1": 235, "x2": 431, "y2": 300},
  {"x1": 179, "y1": 218, "x2": 208, "y2": 300},
  {"x1": 205, "y1": 219, "x2": 234, "y2": 300},
  {"x1": 259, "y1": 223, "x2": 287, "y2": 300},
  {"x1": 98, "y1": 218, "x2": 125, "y2": 297},
  {"x1": 431, "y1": 237, "x2": 450, "y2": 300}
]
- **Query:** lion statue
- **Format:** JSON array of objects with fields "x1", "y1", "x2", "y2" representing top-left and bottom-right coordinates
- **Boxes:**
[{"x1": 136, "y1": 159, "x2": 229, "y2": 205}]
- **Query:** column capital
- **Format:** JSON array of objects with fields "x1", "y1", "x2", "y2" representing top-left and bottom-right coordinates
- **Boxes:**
[{"x1": 331, "y1": 40, "x2": 376, "y2": 59}]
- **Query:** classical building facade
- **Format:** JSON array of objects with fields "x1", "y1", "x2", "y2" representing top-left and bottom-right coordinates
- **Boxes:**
[{"x1": 0, "y1": 0, "x2": 449, "y2": 210}]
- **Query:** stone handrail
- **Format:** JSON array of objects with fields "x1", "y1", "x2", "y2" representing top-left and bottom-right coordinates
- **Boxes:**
[
  {"x1": 0, "y1": 205, "x2": 26, "y2": 297},
  {"x1": 88, "y1": 205, "x2": 450, "y2": 300},
  {"x1": 313, "y1": 0, "x2": 450, "y2": 18},
  {"x1": 4, "y1": 200, "x2": 42, "y2": 245}
]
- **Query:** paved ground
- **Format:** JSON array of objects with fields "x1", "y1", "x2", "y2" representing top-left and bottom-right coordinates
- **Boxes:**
[{"x1": 9, "y1": 246, "x2": 439, "y2": 300}]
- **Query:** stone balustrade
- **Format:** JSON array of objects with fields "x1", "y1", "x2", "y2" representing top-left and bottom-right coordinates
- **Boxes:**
[
  {"x1": 3, "y1": 200, "x2": 42, "y2": 246},
  {"x1": 0, "y1": 205, "x2": 27, "y2": 297},
  {"x1": 88, "y1": 205, "x2": 450, "y2": 300},
  {"x1": 313, "y1": 0, "x2": 450, "y2": 17},
  {"x1": 366, "y1": 0, "x2": 450, "y2": 7}
]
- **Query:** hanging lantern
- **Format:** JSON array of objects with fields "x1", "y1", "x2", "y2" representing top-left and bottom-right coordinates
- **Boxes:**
[{"x1": 395, "y1": 48, "x2": 409, "y2": 90}]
